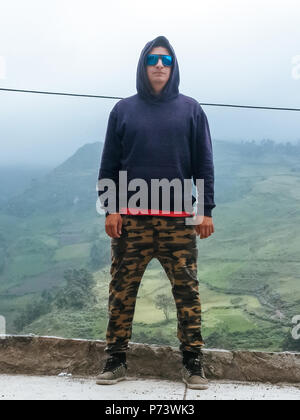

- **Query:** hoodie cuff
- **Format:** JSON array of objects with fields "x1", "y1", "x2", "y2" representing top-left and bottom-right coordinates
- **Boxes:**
[
  {"x1": 200, "y1": 206, "x2": 213, "y2": 217},
  {"x1": 204, "y1": 207, "x2": 212, "y2": 217}
]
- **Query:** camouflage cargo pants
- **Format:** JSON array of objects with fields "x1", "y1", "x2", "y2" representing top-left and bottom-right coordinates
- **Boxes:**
[{"x1": 104, "y1": 215, "x2": 205, "y2": 355}]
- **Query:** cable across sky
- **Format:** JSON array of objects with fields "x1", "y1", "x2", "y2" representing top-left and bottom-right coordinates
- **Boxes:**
[{"x1": 0, "y1": 87, "x2": 300, "y2": 112}]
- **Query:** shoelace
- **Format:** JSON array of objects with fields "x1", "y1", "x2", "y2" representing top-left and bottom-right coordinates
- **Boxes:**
[{"x1": 102, "y1": 356, "x2": 126, "y2": 373}]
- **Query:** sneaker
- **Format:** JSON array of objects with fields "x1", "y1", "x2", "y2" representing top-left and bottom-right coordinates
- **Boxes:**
[
  {"x1": 181, "y1": 352, "x2": 209, "y2": 390},
  {"x1": 96, "y1": 354, "x2": 127, "y2": 385}
]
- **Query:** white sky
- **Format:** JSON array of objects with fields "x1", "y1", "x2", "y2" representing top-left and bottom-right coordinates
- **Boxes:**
[{"x1": 0, "y1": 0, "x2": 300, "y2": 166}]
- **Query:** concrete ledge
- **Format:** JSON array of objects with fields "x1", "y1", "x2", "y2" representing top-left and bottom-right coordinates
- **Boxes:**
[{"x1": 0, "y1": 335, "x2": 299, "y2": 384}]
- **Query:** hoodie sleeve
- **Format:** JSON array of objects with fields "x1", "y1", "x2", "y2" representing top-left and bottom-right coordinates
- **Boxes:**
[
  {"x1": 191, "y1": 107, "x2": 216, "y2": 217},
  {"x1": 97, "y1": 110, "x2": 122, "y2": 215}
]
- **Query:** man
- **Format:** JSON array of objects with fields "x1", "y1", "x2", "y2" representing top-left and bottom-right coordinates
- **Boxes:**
[{"x1": 96, "y1": 35, "x2": 215, "y2": 389}]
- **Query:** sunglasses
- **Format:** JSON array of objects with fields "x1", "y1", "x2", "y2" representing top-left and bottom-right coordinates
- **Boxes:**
[{"x1": 146, "y1": 54, "x2": 173, "y2": 67}]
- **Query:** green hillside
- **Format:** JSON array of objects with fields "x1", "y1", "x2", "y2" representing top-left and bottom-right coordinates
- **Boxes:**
[{"x1": 0, "y1": 139, "x2": 300, "y2": 352}]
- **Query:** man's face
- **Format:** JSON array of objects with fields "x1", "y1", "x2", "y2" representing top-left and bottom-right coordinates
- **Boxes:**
[{"x1": 146, "y1": 46, "x2": 172, "y2": 94}]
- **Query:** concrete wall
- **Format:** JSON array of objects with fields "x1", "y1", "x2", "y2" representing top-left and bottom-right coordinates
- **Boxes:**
[{"x1": 0, "y1": 336, "x2": 299, "y2": 384}]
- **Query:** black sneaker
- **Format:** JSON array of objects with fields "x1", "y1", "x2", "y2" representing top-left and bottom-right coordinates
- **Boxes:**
[
  {"x1": 182, "y1": 352, "x2": 209, "y2": 390},
  {"x1": 96, "y1": 354, "x2": 127, "y2": 385}
]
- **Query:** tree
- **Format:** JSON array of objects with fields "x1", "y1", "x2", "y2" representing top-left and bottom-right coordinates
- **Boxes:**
[
  {"x1": 13, "y1": 297, "x2": 52, "y2": 331},
  {"x1": 154, "y1": 294, "x2": 175, "y2": 321},
  {"x1": 55, "y1": 268, "x2": 97, "y2": 310}
]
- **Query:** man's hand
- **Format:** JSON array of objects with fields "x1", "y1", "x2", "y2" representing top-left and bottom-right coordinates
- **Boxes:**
[
  {"x1": 105, "y1": 213, "x2": 123, "y2": 238},
  {"x1": 194, "y1": 215, "x2": 214, "y2": 239}
]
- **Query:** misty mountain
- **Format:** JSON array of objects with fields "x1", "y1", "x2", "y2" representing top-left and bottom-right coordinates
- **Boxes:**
[
  {"x1": 0, "y1": 142, "x2": 104, "y2": 217},
  {"x1": 0, "y1": 138, "x2": 299, "y2": 352},
  {"x1": 0, "y1": 166, "x2": 52, "y2": 205},
  {"x1": 2, "y1": 138, "x2": 299, "y2": 219}
]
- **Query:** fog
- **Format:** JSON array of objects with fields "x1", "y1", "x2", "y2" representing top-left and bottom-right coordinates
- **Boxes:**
[{"x1": 0, "y1": 0, "x2": 299, "y2": 166}]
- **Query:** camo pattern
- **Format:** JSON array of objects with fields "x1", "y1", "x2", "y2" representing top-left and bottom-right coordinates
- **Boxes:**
[{"x1": 104, "y1": 214, "x2": 205, "y2": 355}]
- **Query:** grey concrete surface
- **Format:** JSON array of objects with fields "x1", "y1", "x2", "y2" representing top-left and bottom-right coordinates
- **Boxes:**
[
  {"x1": 0, "y1": 374, "x2": 299, "y2": 400},
  {"x1": 185, "y1": 380, "x2": 300, "y2": 400}
]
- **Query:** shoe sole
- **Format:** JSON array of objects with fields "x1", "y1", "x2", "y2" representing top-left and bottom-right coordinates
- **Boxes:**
[
  {"x1": 182, "y1": 377, "x2": 209, "y2": 390},
  {"x1": 96, "y1": 376, "x2": 127, "y2": 385}
]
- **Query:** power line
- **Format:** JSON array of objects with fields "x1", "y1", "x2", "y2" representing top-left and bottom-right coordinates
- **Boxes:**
[
  {"x1": 1, "y1": 87, "x2": 300, "y2": 112},
  {"x1": 199, "y1": 102, "x2": 300, "y2": 112},
  {"x1": 0, "y1": 87, "x2": 122, "y2": 100}
]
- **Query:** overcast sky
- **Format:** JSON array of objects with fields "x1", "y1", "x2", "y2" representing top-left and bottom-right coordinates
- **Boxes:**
[{"x1": 0, "y1": 0, "x2": 299, "y2": 167}]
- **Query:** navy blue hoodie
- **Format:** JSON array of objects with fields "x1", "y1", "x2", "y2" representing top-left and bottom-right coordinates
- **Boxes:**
[{"x1": 98, "y1": 35, "x2": 216, "y2": 217}]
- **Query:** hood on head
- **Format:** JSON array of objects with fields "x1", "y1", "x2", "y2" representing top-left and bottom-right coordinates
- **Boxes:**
[{"x1": 136, "y1": 35, "x2": 180, "y2": 103}]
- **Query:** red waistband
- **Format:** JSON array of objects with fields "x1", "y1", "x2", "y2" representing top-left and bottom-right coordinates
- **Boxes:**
[{"x1": 119, "y1": 207, "x2": 195, "y2": 217}]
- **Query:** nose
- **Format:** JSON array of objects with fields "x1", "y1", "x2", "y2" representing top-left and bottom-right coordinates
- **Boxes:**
[{"x1": 155, "y1": 58, "x2": 164, "y2": 68}]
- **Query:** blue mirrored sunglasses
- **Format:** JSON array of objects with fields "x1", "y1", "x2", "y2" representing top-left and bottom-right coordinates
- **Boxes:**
[{"x1": 146, "y1": 54, "x2": 173, "y2": 67}]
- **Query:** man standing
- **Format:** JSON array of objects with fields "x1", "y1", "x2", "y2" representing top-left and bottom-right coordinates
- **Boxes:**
[{"x1": 96, "y1": 35, "x2": 215, "y2": 389}]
